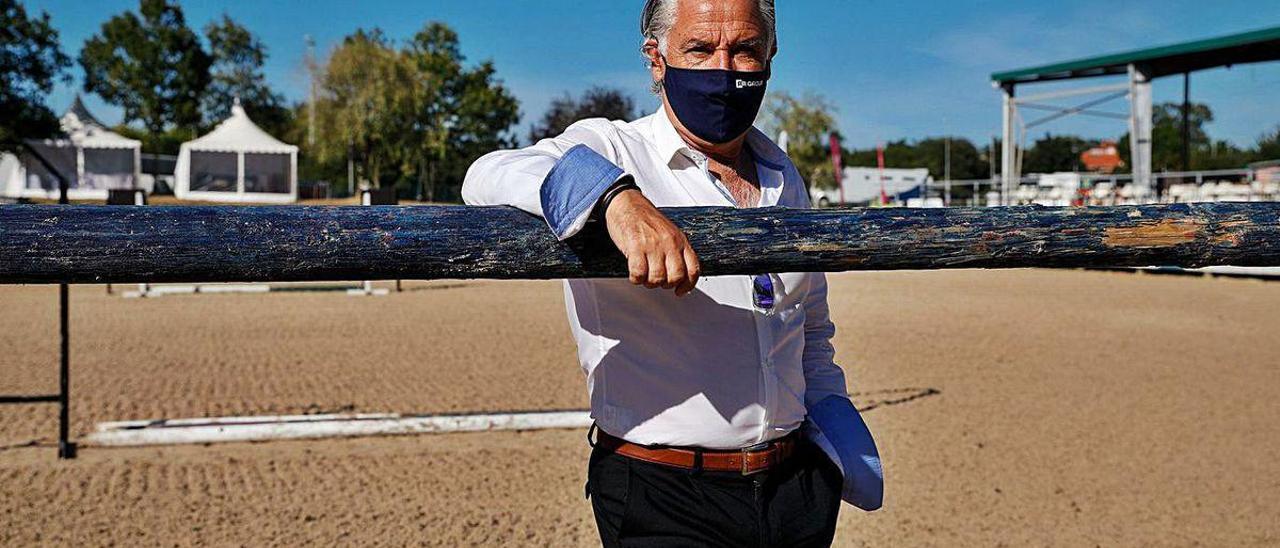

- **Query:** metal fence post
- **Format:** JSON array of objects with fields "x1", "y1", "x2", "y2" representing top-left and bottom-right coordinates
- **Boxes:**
[{"x1": 1, "y1": 142, "x2": 79, "y2": 459}]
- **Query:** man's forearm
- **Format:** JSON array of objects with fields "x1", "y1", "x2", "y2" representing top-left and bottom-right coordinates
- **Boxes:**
[
  {"x1": 463, "y1": 121, "x2": 631, "y2": 241},
  {"x1": 539, "y1": 144, "x2": 631, "y2": 240}
]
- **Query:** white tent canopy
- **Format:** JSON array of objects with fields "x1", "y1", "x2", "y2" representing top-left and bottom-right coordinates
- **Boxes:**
[
  {"x1": 174, "y1": 100, "x2": 298, "y2": 203},
  {"x1": 0, "y1": 96, "x2": 142, "y2": 200}
]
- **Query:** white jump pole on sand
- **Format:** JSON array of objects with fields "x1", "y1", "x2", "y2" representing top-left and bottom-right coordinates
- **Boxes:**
[
  {"x1": 123, "y1": 283, "x2": 271, "y2": 298},
  {"x1": 345, "y1": 280, "x2": 390, "y2": 296},
  {"x1": 85, "y1": 410, "x2": 593, "y2": 447}
]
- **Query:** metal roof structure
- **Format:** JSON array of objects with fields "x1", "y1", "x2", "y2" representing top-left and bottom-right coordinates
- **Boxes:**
[
  {"x1": 992, "y1": 25, "x2": 1280, "y2": 85},
  {"x1": 990, "y1": 25, "x2": 1280, "y2": 205}
]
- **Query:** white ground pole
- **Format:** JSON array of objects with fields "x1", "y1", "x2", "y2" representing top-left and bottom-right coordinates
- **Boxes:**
[
  {"x1": 346, "y1": 280, "x2": 390, "y2": 296},
  {"x1": 122, "y1": 282, "x2": 383, "y2": 298},
  {"x1": 1134, "y1": 266, "x2": 1280, "y2": 278},
  {"x1": 85, "y1": 410, "x2": 594, "y2": 447},
  {"x1": 1128, "y1": 63, "x2": 1154, "y2": 201},
  {"x1": 1194, "y1": 266, "x2": 1280, "y2": 278},
  {"x1": 122, "y1": 284, "x2": 270, "y2": 298}
]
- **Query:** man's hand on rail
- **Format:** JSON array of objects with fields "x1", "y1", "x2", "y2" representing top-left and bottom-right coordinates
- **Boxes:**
[{"x1": 604, "y1": 189, "x2": 701, "y2": 296}]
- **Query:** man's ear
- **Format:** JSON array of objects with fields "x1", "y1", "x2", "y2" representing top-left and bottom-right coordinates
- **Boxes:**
[
  {"x1": 643, "y1": 38, "x2": 664, "y2": 81},
  {"x1": 770, "y1": 43, "x2": 779, "y2": 61}
]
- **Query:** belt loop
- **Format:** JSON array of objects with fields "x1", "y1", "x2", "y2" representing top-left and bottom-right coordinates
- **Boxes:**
[
  {"x1": 691, "y1": 448, "x2": 703, "y2": 475},
  {"x1": 586, "y1": 422, "x2": 598, "y2": 448}
]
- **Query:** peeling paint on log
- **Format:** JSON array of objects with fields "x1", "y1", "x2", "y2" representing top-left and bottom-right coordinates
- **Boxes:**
[
  {"x1": 1102, "y1": 218, "x2": 1200, "y2": 248},
  {"x1": 1, "y1": 203, "x2": 1279, "y2": 285}
]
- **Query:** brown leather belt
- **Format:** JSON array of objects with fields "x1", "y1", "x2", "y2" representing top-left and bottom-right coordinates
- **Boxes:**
[{"x1": 594, "y1": 428, "x2": 798, "y2": 475}]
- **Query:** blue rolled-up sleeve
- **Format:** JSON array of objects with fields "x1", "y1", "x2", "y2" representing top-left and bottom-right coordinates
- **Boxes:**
[
  {"x1": 806, "y1": 394, "x2": 884, "y2": 511},
  {"x1": 539, "y1": 144, "x2": 627, "y2": 240}
]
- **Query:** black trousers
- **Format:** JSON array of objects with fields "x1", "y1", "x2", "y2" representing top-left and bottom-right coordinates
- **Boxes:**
[{"x1": 586, "y1": 437, "x2": 843, "y2": 547}]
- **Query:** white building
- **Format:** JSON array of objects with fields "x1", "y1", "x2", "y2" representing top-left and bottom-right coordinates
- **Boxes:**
[
  {"x1": 810, "y1": 167, "x2": 932, "y2": 206},
  {"x1": 174, "y1": 100, "x2": 297, "y2": 203},
  {"x1": 0, "y1": 96, "x2": 142, "y2": 201}
]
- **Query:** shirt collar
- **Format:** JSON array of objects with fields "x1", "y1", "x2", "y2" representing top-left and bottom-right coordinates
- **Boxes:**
[
  {"x1": 650, "y1": 106, "x2": 691, "y2": 165},
  {"x1": 649, "y1": 106, "x2": 791, "y2": 174}
]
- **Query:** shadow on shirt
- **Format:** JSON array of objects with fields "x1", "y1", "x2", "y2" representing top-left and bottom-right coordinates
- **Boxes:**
[{"x1": 569, "y1": 276, "x2": 808, "y2": 447}]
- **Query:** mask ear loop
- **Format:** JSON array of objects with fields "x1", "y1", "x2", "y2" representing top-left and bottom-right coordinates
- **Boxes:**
[{"x1": 649, "y1": 52, "x2": 667, "y2": 94}]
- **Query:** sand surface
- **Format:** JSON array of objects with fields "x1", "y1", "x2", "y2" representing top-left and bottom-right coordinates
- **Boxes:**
[{"x1": 1, "y1": 270, "x2": 1277, "y2": 546}]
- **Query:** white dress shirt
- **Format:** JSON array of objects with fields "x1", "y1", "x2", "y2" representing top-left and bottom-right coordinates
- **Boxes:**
[{"x1": 462, "y1": 108, "x2": 849, "y2": 450}]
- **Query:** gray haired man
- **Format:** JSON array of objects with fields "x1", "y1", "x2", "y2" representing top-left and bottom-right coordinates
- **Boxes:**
[{"x1": 463, "y1": 1, "x2": 882, "y2": 545}]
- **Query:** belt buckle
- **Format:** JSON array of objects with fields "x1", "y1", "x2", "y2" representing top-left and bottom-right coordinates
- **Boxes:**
[{"x1": 741, "y1": 443, "x2": 769, "y2": 475}]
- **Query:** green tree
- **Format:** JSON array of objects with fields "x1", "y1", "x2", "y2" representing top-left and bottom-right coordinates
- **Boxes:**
[
  {"x1": 881, "y1": 139, "x2": 919, "y2": 169},
  {"x1": 202, "y1": 14, "x2": 289, "y2": 136},
  {"x1": 1118, "y1": 101, "x2": 1214, "y2": 172},
  {"x1": 1113, "y1": 101, "x2": 1280, "y2": 171},
  {"x1": 112, "y1": 125, "x2": 189, "y2": 156},
  {"x1": 79, "y1": 0, "x2": 211, "y2": 146},
  {"x1": 910, "y1": 137, "x2": 985, "y2": 180},
  {"x1": 310, "y1": 23, "x2": 519, "y2": 201},
  {"x1": 404, "y1": 22, "x2": 519, "y2": 201},
  {"x1": 844, "y1": 140, "x2": 926, "y2": 171},
  {"x1": 313, "y1": 29, "x2": 410, "y2": 189},
  {"x1": 280, "y1": 101, "x2": 345, "y2": 186},
  {"x1": 0, "y1": 0, "x2": 70, "y2": 148},
  {"x1": 529, "y1": 87, "x2": 636, "y2": 143},
  {"x1": 842, "y1": 146, "x2": 876, "y2": 168},
  {"x1": 1255, "y1": 125, "x2": 1280, "y2": 161},
  {"x1": 759, "y1": 91, "x2": 838, "y2": 190},
  {"x1": 1022, "y1": 133, "x2": 1090, "y2": 174},
  {"x1": 846, "y1": 138, "x2": 993, "y2": 179},
  {"x1": 1197, "y1": 140, "x2": 1254, "y2": 170},
  {"x1": 1152, "y1": 102, "x2": 1211, "y2": 171}
]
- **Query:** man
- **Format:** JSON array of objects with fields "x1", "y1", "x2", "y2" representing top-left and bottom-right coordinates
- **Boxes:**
[{"x1": 463, "y1": 1, "x2": 882, "y2": 545}]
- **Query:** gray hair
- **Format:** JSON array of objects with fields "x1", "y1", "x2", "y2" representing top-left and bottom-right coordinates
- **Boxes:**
[{"x1": 640, "y1": 0, "x2": 776, "y2": 57}]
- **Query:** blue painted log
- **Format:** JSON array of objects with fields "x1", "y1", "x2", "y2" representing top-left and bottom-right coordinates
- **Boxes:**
[{"x1": 1, "y1": 202, "x2": 1278, "y2": 285}]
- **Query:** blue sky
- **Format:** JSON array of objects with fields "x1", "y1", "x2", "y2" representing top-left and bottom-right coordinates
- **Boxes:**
[{"x1": 27, "y1": 0, "x2": 1280, "y2": 149}]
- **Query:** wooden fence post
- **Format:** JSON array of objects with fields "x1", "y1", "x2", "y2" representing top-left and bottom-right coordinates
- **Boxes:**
[{"x1": 1, "y1": 202, "x2": 1278, "y2": 285}]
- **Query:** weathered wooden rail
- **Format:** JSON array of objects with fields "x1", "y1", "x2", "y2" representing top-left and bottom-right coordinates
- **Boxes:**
[{"x1": 2, "y1": 202, "x2": 1279, "y2": 285}]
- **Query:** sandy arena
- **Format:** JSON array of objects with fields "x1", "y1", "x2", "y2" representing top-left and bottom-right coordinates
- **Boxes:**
[{"x1": 1, "y1": 269, "x2": 1278, "y2": 546}]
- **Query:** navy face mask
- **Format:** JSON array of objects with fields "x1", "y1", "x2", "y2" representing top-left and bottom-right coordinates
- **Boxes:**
[{"x1": 662, "y1": 61, "x2": 770, "y2": 144}]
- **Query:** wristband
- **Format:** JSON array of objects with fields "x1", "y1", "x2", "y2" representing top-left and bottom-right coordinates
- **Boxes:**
[{"x1": 593, "y1": 176, "x2": 640, "y2": 222}]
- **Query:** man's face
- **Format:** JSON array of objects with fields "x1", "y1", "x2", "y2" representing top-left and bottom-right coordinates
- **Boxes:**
[{"x1": 657, "y1": 0, "x2": 771, "y2": 73}]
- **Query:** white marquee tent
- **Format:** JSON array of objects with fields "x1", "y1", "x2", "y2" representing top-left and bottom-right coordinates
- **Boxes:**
[
  {"x1": 174, "y1": 100, "x2": 297, "y2": 203},
  {"x1": 0, "y1": 96, "x2": 142, "y2": 200}
]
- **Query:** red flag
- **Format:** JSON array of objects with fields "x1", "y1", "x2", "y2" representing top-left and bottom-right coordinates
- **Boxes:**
[
  {"x1": 828, "y1": 133, "x2": 844, "y2": 205},
  {"x1": 876, "y1": 143, "x2": 887, "y2": 205}
]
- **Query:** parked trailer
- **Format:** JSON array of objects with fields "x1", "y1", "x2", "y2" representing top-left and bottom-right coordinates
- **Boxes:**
[{"x1": 811, "y1": 167, "x2": 933, "y2": 206}]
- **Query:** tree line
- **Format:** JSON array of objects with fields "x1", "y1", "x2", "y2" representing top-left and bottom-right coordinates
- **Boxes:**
[
  {"x1": 1, "y1": 0, "x2": 520, "y2": 201},
  {"x1": 3, "y1": 0, "x2": 1276, "y2": 202},
  {"x1": 762, "y1": 90, "x2": 1280, "y2": 192}
]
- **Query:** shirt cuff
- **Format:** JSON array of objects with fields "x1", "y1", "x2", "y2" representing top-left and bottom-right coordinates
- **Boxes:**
[
  {"x1": 805, "y1": 394, "x2": 884, "y2": 511},
  {"x1": 539, "y1": 144, "x2": 627, "y2": 240}
]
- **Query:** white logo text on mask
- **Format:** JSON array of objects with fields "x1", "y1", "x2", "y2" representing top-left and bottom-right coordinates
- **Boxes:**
[{"x1": 735, "y1": 79, "x2": 765, "y2": 89}]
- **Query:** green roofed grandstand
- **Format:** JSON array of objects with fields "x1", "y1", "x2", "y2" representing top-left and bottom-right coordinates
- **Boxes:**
[
  {"x1": 990, "y1": 25, "x2": 1280, "y2": 204},
  {"x1": 992, "y1": 25, "x2": 1280, "y2": 85}
]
